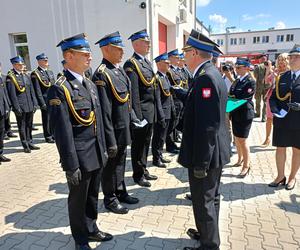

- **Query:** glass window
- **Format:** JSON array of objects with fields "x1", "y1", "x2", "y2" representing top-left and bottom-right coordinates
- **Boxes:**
[
  {"x1": 286, "y1": 34, "x2": 294, "y2": 42},
  {"x1": 277, "y1": 35, "x2": 284, "y2": 42},
  {"x1": 262, "y1": 36, "x2": 269, "y2": 43},
  {"x1": 239, "y1": 37, "x2": 246, "y2": 45},
  {"x1": 11, "y1": 33, "x2": 31, "y2": 70}
]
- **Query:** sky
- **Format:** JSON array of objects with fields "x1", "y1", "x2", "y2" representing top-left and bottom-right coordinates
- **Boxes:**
[{"x1": 196, "y1": 0, "x2": 300, "y2": 34}]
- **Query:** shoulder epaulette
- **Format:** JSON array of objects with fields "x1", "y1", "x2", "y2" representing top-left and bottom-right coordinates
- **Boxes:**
[
  {"x1": 55, "y1": 76, "x2": 66, "y2": 87},
  {"x1": 97, "y1": 64, "x2": 106, "y2": 73}
]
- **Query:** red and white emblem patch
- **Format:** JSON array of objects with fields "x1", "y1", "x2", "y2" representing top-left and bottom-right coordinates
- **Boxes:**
[
  {"x1": 202, "y1": 88, "x2": 211, "y2": 98},
  {"x1": 247, "y1": 88, "x2": 252, "y2": 93}
]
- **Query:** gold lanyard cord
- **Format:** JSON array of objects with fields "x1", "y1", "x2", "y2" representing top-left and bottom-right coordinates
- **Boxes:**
[
  {"x1": 275, "y1": 75, "x2": 291, "y2": 101},
  {"x1": 7, "y1": 71, "x2": 25, "y2": 93},
  {"x1": 130, "y1": 58, "x2": 155, "y2": 87},
  {"x1": 33, "y1": 70, "x2": 51, "y2": 88}
]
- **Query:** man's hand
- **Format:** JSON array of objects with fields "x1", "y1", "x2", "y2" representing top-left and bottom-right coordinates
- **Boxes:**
[
  {"x1": 288, "y1": 102, "x2": 300, "y2": 111},
  {"x1": 159, "y1": 119, "x2": 166, "y2": 128},
  {"x1": 108, "y1": 145, "x2": 118, "y2": 158},
  {"x1": 193, "y1": 167, "x2": 207, "y2": 179},
  {"x1": 33, "y1": 106, "x2": 38, "y2": 113},
  {"x1": 66, "y1": 168, "x2": 82, "y2": 186},
  {"x1": 41, "y1": 104, "x2": 47, "y2": 111},
  {"x1": 15, "y1": 109, "x2": 22, "y2": 117}
]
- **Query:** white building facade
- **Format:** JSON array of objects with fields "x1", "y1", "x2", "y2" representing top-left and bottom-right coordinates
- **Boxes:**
[
  {"x1": 211, "y1": 28, "x2": 300, "y2": 61},
  {"x1": 0, "y1": 0, "x2": 200, "y2": 73}
]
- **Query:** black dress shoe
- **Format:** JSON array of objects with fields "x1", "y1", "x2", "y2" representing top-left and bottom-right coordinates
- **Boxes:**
[
  {"x1": 185, "y1": 193, "x2": 192, "y2": 201},
  {"x1": 88, "y1": 230, "x2": 113, "y2": 242},
  {"x1": 75, "y1": 243, "x2": 91, "y2": 250},
  {"x1": 161, "y1": 157, "x2": 171, "y2": 163},
  {"x1": 28, "y1": 144, "x2": 40, "y2": 150},
  {"x1": 45, "y1": 138, "x2": 55, "y2": 143},
  {"x1": 285, "y1": 179, "x2": 296, "y2": 190},
  {"x1": 105, "y1": 202, "x2": 129, "y2": 214},
  {"x1": 153, "y1": 160, "x2": 166, "y2": 168},
  {"x1": 32, "y1": 126, "x2": 38, "y2": 131},
  {"x1": 118, "y1": 195, "x2": 139, "y2": 204},
  {"x1": 166, "y1": 148, "x2": 180, "y2": 154},
  {"x1": 7, "y1": 132, "x2": 18, "y2": 138},
  {"x1": 268, "y1": 177, "x2": 286, "y2": 187},
  {"x1": 187, "y1": 228, "x2": 201, "y2": 240},
  {"x1": 144, "y1": 173, "x2": 158, "y2": 180},
  {"x1": 135, "y1": 178, "x2": 151, "y2": 187},
  {"x1": 4, "y1": 134, "x2": 9, "y2": 140},
  {"x1": 24, "y1": 148, "x2": 31, "y2": 153},
  {"x1": 0, "y1": 155, "x2": 11, "y2": 162}
]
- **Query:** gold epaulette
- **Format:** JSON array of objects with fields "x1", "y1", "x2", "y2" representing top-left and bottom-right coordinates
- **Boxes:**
[
  {"x1": 97, "y1": 64, "x2": 106, "y2": 73},
  {"x1": 55, "y1": 76, "x2": 66, "y2": 86},
  {"x1": 275, "y1": 74, "x2": 291, "y2": 101},
  {"x1": 156, "y1": 75, "x2": 171, "y2": 97},
  {"x1": 129, "y1": 58, "x2": 155, "y2": 87},
  {"x1": 59, "y1": 76, "x2": 95, "y2": 126},
  {"x1": 7, "y1": 70, "x2": 25, "y2": 93},
  {"x1": 97, "y1": 66, "x2": 129, "y2": 103},
  {"x1": 33, "y1": 69, "x2": 51, "y2": 88}
]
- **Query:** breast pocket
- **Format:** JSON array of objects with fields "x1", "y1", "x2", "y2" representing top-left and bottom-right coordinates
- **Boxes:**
[{"x1": 113, "y1": 82, "x2": 129, "y2": 100}]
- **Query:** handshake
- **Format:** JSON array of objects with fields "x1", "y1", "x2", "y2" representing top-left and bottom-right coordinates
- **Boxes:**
[{"x1": 287, "y1": 102, "x2": 300, "y2": 111}]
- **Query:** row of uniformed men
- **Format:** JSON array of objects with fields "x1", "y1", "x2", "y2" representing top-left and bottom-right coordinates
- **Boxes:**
[{"x1": 1, "y1": 29, "x2": 192, "y2": 249}]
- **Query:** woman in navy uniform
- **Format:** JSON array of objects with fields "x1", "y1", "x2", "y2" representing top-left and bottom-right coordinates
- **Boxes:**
[
  {"x1": 229, "y1": 58, "x2": 256, "y2": 178},
  {"x1": 269, "y1": 45, "x2": 300, "y2": 190}
]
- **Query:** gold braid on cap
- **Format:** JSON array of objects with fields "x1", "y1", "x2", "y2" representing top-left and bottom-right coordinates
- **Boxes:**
[
  {"x1": 168, "y1": 70, "x2": 182, "y2": 87},
  {"x1": 7, "y1": 70, "x2": 25, "y2": 93},
  {"x1": 129, "y1": 58, "x2": 155, "y2": 87},
  {"x1": 156, "y1": 75, "x2": 170, "y2": 97},
  {"x1": 97, "y1": 65, "x2": 129, "y2": 103},
  {"x1": 275, "y1": 74, "x2": 291, "y2": 101},
  {"x1": 32, "y1": 69, "x2": 51, "y2": 88},
  {"x1": 58, "y1": 76, "x2": 95, "y2": 126}
]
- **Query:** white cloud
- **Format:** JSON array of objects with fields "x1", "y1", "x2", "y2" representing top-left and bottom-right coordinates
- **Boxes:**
[
  {"x1": 242, "y1": 13, "x2": 271, "y2": 21},
  {"x1": 209, "y1": 14, "x2": 228, "y2": 33},
  {"x1": 197, "y1": 0, "x2": 212, "y2": 7},
  {"x1": 275, "y1": 21, "x2": 286, "y2": 29}
]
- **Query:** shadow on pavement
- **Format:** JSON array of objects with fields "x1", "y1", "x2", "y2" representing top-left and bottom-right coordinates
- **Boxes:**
[
  {"x1": 220, "y1": 181, "x2": 277, "y2": 202},
  {"x1": 0, "y1": 230, "x2": 197, "y2": 250},
  {"x1": 276, "y1": 194, "x2": 300, "y2": 214}
]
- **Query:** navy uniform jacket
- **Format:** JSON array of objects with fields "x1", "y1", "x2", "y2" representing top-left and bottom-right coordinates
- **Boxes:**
[
  {"x1": 270, "y1": 71, "x2": 300, "y2": 130},
  {"x1": 47, "y1": 70, "x2": 107, "y2": 172},
  {"x1": 167, "y1": 65, "x2": 183, "y2": 87},
  {"x1": 6, "y1": 69, "x2": 37, "y2": 113},
  {"x1": 92, "y1": 59, "x2": 131, "y2": 148},
  {"x1": 229, "y1": 74, "x2": 256, "y2": 121},
  {"x1": 123, "y1": 53, "x2": 155, "y2": 123},
  {"x1": 0, "y1": 75, "x2": 9, "y2": 117},
  {"x1": 178, "y1": 61, "x2": 231, "y2": 170},
  {"x1": 155, "y1": 71, "x2": 172, "y2": 120},
  {"x1": 31, "y1": 67, "x2": 56, "y2": 107},
  {"x1": 179, "y1": 67, "x2": 191, "y2": 89}
]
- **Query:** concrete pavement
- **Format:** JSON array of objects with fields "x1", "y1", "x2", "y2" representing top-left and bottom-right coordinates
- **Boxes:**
[{"x1": 0, "y1": 110, "x2": 299, "y2": 250}]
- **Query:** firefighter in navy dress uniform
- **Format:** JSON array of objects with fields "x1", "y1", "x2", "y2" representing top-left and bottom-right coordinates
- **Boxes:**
[
  {"x1": 166, "y1": 49, "x2": 183, "y2": 153},
  {"x1": 0, "y1": 70, "x2": 11, "y2": 163},
  {"x1": 178, "y1": 29, "x2": 231, "y2": 250},
  {"x1": 31, "y1": 53, "x2": 55, "y2": 143},
  {"x1": 6, "y1": 56, "x2": 39, "y2": 153},
  {"x1": 123, "y1": 29, "x2": 158, "y2": 187},
  {"x1": 269, "y1": 45, "x2": 300, "y2": 190},
  {"x1": 92, "y1": 31, "x2": 139, "y2": 215},
  {"x1": 151, "y1": 53, "x2": 172, "y2": 168},
  {"x1": 47, "y1": 33, "x2": 113, "y2": 250},
  {"x1": 229, "y1": 58, "x2": 255, "y2": 178}
]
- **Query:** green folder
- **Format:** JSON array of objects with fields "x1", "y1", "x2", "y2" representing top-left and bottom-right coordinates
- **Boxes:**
[{"x1": 226, "y1": 98, "x2": 247, "y2": 113}]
